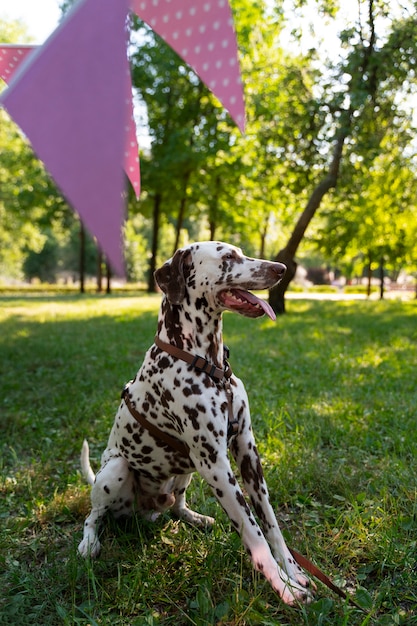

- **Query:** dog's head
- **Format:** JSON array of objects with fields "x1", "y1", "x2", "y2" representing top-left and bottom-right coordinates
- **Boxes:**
[{"x1": 154, "y1": 241, "x2": 286, "y2": 320}]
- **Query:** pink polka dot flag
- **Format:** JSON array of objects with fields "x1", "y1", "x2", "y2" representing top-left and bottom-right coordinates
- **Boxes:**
[
  {"x1": 0, "y1": 0, "x2": 245, "y2": 276},
  {"x1": 131, "y1": 0, "x2": 245, "y2": 133}
]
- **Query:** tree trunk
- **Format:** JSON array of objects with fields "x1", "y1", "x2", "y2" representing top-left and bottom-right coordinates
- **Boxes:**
[
  {"x1": 259, "y1": 213, "x2": 269, "y2": 259},
  {"x1": 79, "y1": 221, "x2": 85, "y2": 294},
  {"x1": 97, "y1": 246, "x2": 103, "y2": 293},
  {"x1": 106, "y1": 262, "x2": 111, "y2": 294},
  {"x1": 379, "y1": 257, "x2": 384, "y2": 300},
  {"x1": 269, "y1": 0, "x2": 379, "y2": 315},
  {"x1": 269, "y1": 125, "x2": 349, "y2": 314},
  {"x1": 148, "y1": 193, "x2": 162, "y2": 292},
  {"x1": 208, "y1": 175, "x2": 220, "y2": 241},
  {"x1": 173, "y1": 171, "x2": 191, "y2": 253},
  {"x1": 366, "y1": 258, "x2": 372, "y2": 297}
]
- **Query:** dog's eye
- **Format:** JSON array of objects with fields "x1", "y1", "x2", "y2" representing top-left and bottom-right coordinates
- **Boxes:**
[{"x1": 224, "y1": 252, "x2": 235, "y2": 261}]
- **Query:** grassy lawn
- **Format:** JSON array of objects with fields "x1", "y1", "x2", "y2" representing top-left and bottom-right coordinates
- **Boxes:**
[{"x1": 0, "y1": 294, "x2": 416, "y2": 625}]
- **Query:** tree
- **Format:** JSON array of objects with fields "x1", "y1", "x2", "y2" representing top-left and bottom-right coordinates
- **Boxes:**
[
  {"x1": 129, "y1": 13, "x2": 250, "y2": 290},
  {"x1": 269, "y1": 0, "x2": 417, "y2": 313},
  {"x1": 316, "y1": 137, "x2": 417, "y2": 293}
]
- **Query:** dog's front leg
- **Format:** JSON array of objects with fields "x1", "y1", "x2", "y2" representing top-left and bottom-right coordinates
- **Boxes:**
[
  {"x1": 229, "y1": 425, "x2": 315, "y2": 598},
  {"x1": 191, "y1": 452, "x2": 312, "y2": 606}
]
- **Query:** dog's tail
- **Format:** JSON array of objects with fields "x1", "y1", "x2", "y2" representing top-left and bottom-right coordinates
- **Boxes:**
[{"x1": 80, "y1": 439, "x2": 96, "y2": 486}]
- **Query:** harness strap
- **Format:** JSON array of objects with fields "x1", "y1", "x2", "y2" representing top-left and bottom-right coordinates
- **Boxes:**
[
  {"x1": 122, "y1": 384, "x2": 191, "y2": 458},
  {"x1": 121, "y1": 345, "x2": 365, "y2": 610},
  {"x1": 154, "y1": 335, "x2": 232, "y2": 381}
]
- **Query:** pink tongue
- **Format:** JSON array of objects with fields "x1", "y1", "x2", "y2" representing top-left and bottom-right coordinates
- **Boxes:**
[{"x1": 235, "y1": 289, "x2": 276, "y2": 321}]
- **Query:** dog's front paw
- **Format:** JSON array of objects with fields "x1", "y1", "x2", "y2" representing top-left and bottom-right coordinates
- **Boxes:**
[
  {"x1": 280, "y1": 579, "x2": 315, "y2": 606},
  {"x1": 78, "y1": 537, "x2": 101, "y2": 558}
]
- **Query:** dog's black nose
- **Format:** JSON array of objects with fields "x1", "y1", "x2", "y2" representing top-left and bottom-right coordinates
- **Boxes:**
[{"x1": 274, "y1": 262, "x2": 286, "y2": 278}]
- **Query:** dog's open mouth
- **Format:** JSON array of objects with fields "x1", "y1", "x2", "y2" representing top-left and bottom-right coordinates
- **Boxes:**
[{"x1": 218, "y1": 289, "x2": 276, "y2": 321}]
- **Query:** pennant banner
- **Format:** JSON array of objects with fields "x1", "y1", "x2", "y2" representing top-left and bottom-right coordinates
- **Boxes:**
[
  {"x1": 0, "y1": 45, "x2": 34, "y2": 82},
  {"x1": 131, "y1": 0, "x2": 245, "y2": 132},
  {"x1": 0, "y1": 0, "x2": 245, "y2": 276},
  {"x1": 0, "y1": 44, "x2": 140, "y2": 199},
  {"x1": 1, "y1": 0, "x2": 131, "y2": 276}
]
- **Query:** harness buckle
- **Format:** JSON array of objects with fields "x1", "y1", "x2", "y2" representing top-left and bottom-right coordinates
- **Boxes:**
[
  {"x1": 227, "y1": 419, "x2": 239, "y2": 440},
  {"x1": 191, "y1": 354, "x2": 209, "y2": 374}
]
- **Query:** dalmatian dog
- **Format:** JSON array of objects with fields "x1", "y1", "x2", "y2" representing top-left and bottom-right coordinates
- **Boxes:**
[{"x1": 78, "y1": 241, "x2": 314, "y2": 606}]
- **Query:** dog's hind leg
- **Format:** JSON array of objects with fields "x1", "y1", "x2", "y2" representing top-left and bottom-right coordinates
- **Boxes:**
[
  {"x1": 78, "y1": 453, "x2": 134, "y2": 557},
  {"x1": 169, "y1": 474, "x2": 215, "y2": 527}
]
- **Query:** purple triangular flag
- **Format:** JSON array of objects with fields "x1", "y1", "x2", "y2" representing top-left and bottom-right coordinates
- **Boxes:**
[
  {"x1": 1, "y1": 0, "x2": 131, "y2": 275},
  {"x1": 0, "y1": 43, "x2": 140, "y2": 202}
]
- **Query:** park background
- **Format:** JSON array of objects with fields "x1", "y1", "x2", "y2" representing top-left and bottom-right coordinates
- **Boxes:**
[{"x1": 1, "y1": 0, "x2": 417, "y2": 624}]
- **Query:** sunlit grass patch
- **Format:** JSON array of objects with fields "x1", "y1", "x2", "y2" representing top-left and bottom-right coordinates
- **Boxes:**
[{"x1": 0, "y1": 295, "x2": 416, "y2": 624}]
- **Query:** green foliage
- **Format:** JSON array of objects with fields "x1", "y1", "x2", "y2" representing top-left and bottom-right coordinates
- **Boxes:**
[
  {"x1": 1, "y1": 1, "x2": 417, "y2": 286},
  {"x1": 1, "y1": 295, "x2": 417, "y2": 624}
]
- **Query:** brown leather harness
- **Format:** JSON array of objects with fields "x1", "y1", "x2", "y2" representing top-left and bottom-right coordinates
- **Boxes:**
[
  {"x1": 121, "y1": 336, "x2": 366, "y2": 611},
  {"x1": 121, "y1": 336, "x2": 238, "y2": 459}
]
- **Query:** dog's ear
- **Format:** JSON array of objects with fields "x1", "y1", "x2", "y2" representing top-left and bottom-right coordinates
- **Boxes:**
[{"x1": 154, "y1": 248, "x2": 191, "y2": 304}]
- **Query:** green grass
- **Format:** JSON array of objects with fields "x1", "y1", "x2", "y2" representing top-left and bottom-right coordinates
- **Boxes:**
[{"x1": 1, "y1": 294, "x2": 416, "y2": 625}]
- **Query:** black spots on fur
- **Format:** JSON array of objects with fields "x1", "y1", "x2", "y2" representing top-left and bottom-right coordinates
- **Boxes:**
[
  {"x1": 145, "y1": 391, "x2": 156, "y2": 407},
  {"x1": 151, "y1": 383, "x2": 161, "y2": 398},
  {"x1": 195, "y1": 296, "x2": 208, "y2": 311},
  {"x1": 125, "y1": 423, "x2": 133, "y2": 434},
  {"x1": 183, "y1": 405, "x2": 200, "y2": 430},
  {"x1": 253, "y1": 500, "x2": 268, "y2": 527},
  {"x1": 201, "y1": 441, "x2": 217, "y2": 464},
  {"x1": 158, "y1": 356, "x2": 171, "y2": 370},
  {"x1": 228, "y1": 473, "x2": 237, "y2": 486},
  {"x1": 216, "y1": 488, "x2": 224, "y2": 498},
  {"x1": 141, "y1": 445, "x2": 153, "y2": 455},
  {"x1": 103, "y1": 485, "x2": 110, "y2": 494},
  {"x1": 122, "y1": 437, "x2": 131, "y2": 449},
  {"x1": 173, "y1": 378, "x2": 181, "y2": 388},
  {"x1": 161, "y1": 389, "x2": 174, "y2": 408},
  {"x1": 235, "y1": 491, "x2": 252, "y2": 519},
  {"x1": 132, "y1": 432, "x2": 142, "y2": 445},
  {"x1": 207, "y1": 420, "x2": 222, "y2": 440},
  {"x1": 183, "y1": 383, "x2": 203, "y2": 397},
  {"x1": 195, "y1": 316, "x2": 203, "y2": 334},
  {"x1": 240, "y1": 452, "x2": 264, "y2": 494}
]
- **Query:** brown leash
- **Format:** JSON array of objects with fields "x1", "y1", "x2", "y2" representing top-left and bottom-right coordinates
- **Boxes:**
[
  {"x1": 123, "y1": 337, "x2": 365, "y2": 611},
  {"x1": 289, "y1": 548, "x2": 365, "y2": 611}
]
